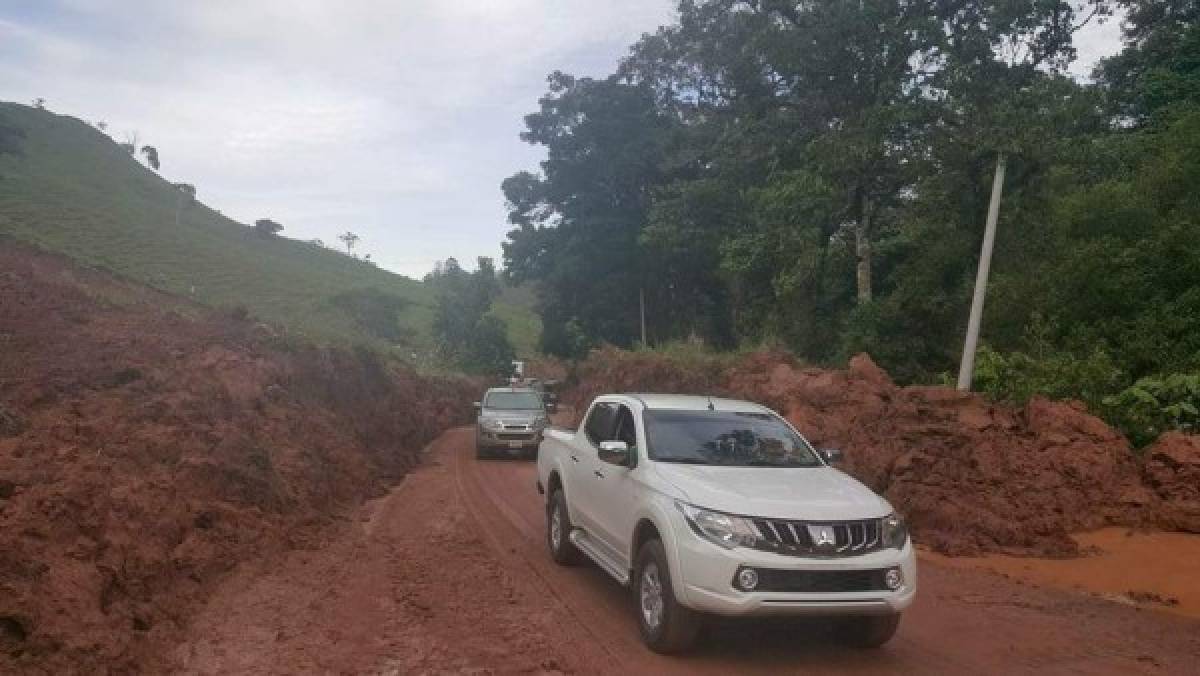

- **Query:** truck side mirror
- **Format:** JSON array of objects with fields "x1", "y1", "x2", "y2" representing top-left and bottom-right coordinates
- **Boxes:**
[
  {"x1": 820, "y1": 448, "x2": 844, "y2": 464},
  {"x1": 473, "y1": 401, "x2": 481, "y2": 414},
  {"x1": 598, "y1": 440, "x2": 631, "y2": 466}
]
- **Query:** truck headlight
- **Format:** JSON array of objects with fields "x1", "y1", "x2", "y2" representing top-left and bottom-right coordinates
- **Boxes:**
[
  {"x1": 481, "y1": 418, "x2": 504, "y2": 432},
  {"x1": 676, "y1": 502, "x2": 759, "y2": 549},
  {"x1": 882, "y1": 512, "x2": 908, "y2": 549}
]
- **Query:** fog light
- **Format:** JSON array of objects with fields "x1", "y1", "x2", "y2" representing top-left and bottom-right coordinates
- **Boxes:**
[
  {"x1": 884, "y1": 567, "x2": 903, "y2": 590},
  {"x1": 736, "y1": 567, "x2": 759, "y2": 591}
]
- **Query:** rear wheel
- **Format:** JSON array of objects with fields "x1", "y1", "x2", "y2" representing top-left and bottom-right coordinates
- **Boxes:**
[
  {"x1": 633, "y1": 539, "x2": 701, "y2": 654},
  {"x1": 547, "y1": 489, "x2": 582, "y2": 565},
  {"x1": 836, "y1": 613, "x2": 901, "y2": 648}
]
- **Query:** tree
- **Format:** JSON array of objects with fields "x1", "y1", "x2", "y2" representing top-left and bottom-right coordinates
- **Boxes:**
[
  {"x1": 338, "y1": 231, "x2": 360, "y2": 255},
  {"x1": 253, "y1": 218, "x2": 284, "y2": 236},
  {"x1": 140, "y1": 145, "x2": 160, "y2": 171},
  {"x1": 502, "y1": 72, "x2": 674, "y2": 356},
  {"x1": 428, "y1": 257, "x2": 515, "y2": 375}
]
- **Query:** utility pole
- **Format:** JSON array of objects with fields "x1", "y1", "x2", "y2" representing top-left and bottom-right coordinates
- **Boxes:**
[
  {"x1": 957, "y1": 153, "x2": 1007, "y2": 391},
  {"x1": 639, "y1": 287, "x2": 647, "y2": 347}
]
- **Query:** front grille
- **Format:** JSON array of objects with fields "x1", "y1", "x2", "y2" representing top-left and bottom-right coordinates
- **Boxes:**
[
  {"x1": 497, "y1": 432, "x2": 535, "y2": 441},
  {"x1": 750, "y1": 518, "x2": 882, "y2": 557},
  {"x1": 751, "y1": 568, "x2": 889, "y2": 593},
  {"x1": 502, "y1": 424, "x2": 530, "y2": 431}
]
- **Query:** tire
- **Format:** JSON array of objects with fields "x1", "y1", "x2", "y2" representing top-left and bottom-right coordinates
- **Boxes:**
[
  {"x1": 547, "y1": 489, "x2": 582, "y2": 565},
  {"x1": 633, "y1": 539, "x2": 702, "y2": 654},
  {"x1": 475, "y1": 439, "x2": 489, "y2": 460},
  {"x1": 836, "y1": 613, "x2": 901, "y2": 649}
]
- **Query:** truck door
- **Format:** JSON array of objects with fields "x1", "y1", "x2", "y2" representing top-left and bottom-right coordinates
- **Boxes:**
[
  {"x1": 572, "y1": 401, "x2": 618, "y2": 533},
  {"x1": 587, "y1": 403, "x2": 642, "y2": 570}
]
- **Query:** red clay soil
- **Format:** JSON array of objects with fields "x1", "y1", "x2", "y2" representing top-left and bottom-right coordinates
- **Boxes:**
[
  {"x1": 1142, "y1": 432, "x2": 1200, "y2": 533},
  {"x1": 564, "y1": 347, "x2": 1194, "y2": 557},
  {"x1": 0, "y1": 244, "x2": 475, "y2": 673}
]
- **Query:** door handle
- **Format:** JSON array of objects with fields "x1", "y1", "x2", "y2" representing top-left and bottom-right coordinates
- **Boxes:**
[
  {"x1": 570, "y1": 455, "x2": 579, "y2": 463},
  {"x1": 593, "y1": 470, "x2": 605, "y2": 479}
]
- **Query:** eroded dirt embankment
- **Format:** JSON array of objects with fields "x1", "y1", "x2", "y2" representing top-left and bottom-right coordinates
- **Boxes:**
[
  {"x1": 0, "y1": 244, "x2": 476, "y2": 673},
  {"x1": 562, "y1": 348, "x2": 1200, "y2": 557}
]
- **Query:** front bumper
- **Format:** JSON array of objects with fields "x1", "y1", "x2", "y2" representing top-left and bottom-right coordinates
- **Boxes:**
[
  {"x1": 672, "y1": 523, "x2": 917, "y2": 617},
  {"x1": 477, "y1": 428, "x2": 543, "y2": 450}
]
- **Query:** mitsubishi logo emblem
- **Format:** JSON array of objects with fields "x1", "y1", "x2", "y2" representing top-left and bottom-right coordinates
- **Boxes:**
[{"x1": 808, "y1": 525, "x2": 837, "y2": 548}]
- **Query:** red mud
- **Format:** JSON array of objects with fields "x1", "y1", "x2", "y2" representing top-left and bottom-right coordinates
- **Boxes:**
[
  {"x1": 0, "y1": 244, "x2": 475, "y2": 673},
  {"x1": 564, "y1": 347, "x2": 1197, "y2": 557}
]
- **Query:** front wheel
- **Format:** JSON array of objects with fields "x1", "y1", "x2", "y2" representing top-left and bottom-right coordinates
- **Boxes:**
[
  {"x1": 547, "y1": 489, "x2": 582, "y2": 565},
  {"x1": 633, "y1": 539, "x2": 702, "y2": 654},
  {"x1": 836, "y1": 613, "x2": 901, "y2": 648}
]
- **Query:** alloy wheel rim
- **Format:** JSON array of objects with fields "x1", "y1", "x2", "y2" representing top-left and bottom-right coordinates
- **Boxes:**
[{"x1": 640, "y1": 562, "x2": 664, "y2": 630}]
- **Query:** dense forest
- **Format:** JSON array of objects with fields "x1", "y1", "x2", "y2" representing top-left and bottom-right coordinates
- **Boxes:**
[{"x1": 501, "y1": 0, "x2": 1200, "y2": 443}]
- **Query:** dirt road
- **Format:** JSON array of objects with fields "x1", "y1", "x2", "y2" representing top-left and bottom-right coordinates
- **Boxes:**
[{"x1": 174, "y1": 428, "x2": 1200, "y2": 674}]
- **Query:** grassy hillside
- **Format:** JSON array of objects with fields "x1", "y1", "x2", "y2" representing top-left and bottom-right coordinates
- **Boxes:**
[{"x1": 0, "y1": 102, "x2": 538, "y2": 356}]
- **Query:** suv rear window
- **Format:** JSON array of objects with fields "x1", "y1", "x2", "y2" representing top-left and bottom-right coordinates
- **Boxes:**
[{"x1": 484, "y1": 391, "x2": 544, "y2": 410}]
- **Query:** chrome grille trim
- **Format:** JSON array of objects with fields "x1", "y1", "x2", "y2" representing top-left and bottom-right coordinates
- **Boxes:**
[{"x1": 750, "y1": 518, "x2": 884, "y2": 558}]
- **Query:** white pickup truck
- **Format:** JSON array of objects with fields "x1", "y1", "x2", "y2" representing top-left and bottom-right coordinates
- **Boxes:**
[{"x1": 536, "y1": 394, "x2": 916, "y2": 653}]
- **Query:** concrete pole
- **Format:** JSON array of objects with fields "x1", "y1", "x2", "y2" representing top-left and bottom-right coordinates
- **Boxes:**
[{"x1": 957, "y1": 152, "x2": 1007, "y2": 391}]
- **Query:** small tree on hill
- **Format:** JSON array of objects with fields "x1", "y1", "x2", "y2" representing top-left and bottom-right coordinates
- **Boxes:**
[
  {"x1": 254, "y1": 219, "x2": 284, "y2": 236},
  {"x1": 338, "y1": 231, "x2": 360, "y2": 256},
  {"x1": 141, "y1": 145, "x2": 160, "y2": 170}
]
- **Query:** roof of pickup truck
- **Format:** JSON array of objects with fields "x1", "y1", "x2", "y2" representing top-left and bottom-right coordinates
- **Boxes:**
[{"x1": 623, "y1": 393, "x2": 772, "y2": 413}]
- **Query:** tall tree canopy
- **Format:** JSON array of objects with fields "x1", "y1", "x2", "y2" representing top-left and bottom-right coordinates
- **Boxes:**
[
  {"x1": 502, "y1": 0, "x2": 1200, "y2": 445},
  {"x1": 427, "y1": 257, "x2": 516, "y2": 376}
]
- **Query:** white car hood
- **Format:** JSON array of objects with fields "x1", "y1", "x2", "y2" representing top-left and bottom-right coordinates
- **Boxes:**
[{"x1": 652, "y1": 463, "x2": 891, "y2": 521}]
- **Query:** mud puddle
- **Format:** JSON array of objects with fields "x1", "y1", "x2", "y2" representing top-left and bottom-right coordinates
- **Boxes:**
[{"x1": 923, "y1": 528, "x2": 1200, "y2": 618}]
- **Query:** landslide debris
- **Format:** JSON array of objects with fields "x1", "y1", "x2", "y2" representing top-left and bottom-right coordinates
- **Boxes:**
[
  {"x1": 0, "y1": 244, "x2": 474, "y2": 673},
  {"x1": 565, "y1": 347, "x2": 1184, "y2": 557},
  {"x1": 1142, "y1": 432, "x2": 1200, "y2": 534}
]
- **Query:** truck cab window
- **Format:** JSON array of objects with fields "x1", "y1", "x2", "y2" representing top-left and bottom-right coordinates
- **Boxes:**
[
  {"x1": 584, "y1": 402, "x2": 618, "y2": 446},
  {"x1": 614, "y1": 405, "x2": 637, "y2": 448}
]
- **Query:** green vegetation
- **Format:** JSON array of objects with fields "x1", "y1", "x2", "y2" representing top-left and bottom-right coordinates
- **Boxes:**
[
  {"x1": 426, "y1": 257, "x2": 515, "y2": 377},
  {"x1": 0, "y1": 102, "x2": 537, "y2": 357},
  {"x1": 502, "y1": 0, "x2": 1200, "y2": 442}
]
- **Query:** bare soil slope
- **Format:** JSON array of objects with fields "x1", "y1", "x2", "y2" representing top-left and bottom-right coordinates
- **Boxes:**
[{"x1": 0, "y1": 243, "x2": 475, "y2": 673}]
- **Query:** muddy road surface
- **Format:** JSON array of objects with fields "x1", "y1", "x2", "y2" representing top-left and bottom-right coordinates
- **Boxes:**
[{"x1": 174, "y1": 428, "x2": 1200, "y2": 674}]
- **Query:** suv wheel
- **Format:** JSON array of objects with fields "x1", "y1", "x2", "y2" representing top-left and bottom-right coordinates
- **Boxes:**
[
  {"x1": 547, "y1": 489, "x2": 581, "y2": 565},
  {"x1": 836, "y1": 613, "x2": 901, "y2": 648},
  {"x1": 633, "y1": 539, "x2": 701, "y2": 654}
]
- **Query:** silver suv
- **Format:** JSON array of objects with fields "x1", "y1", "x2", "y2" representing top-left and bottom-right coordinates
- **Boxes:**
[{"x1": 474, "y1": 387, "x2": 550, "y2": 459}]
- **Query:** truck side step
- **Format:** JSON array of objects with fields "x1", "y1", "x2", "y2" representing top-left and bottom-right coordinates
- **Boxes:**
[{"x1": 568, "y1": 530, "x2": 630, "y2": 586}]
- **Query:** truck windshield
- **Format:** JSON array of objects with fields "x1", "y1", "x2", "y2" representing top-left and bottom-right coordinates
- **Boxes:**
[
  {"x1": 643, "y1": 410, "x2": 822, "y2": 468},
  {"x1": 484, "y1": 391, "x2": 544, "y2": 410}
]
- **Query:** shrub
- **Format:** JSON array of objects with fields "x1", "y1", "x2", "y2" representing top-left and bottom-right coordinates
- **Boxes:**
[
  {"x1": 973, "y1": 344, "x2": 1127, "y2": 412},
  {"x1": 1103, "y1": 374, "x2": 1200, "y2": 448}
]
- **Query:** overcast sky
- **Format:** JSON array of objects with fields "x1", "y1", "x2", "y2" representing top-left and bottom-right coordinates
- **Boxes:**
[{"x1": 1, "y1": 1, "x2": 1123, "y2": 279}]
